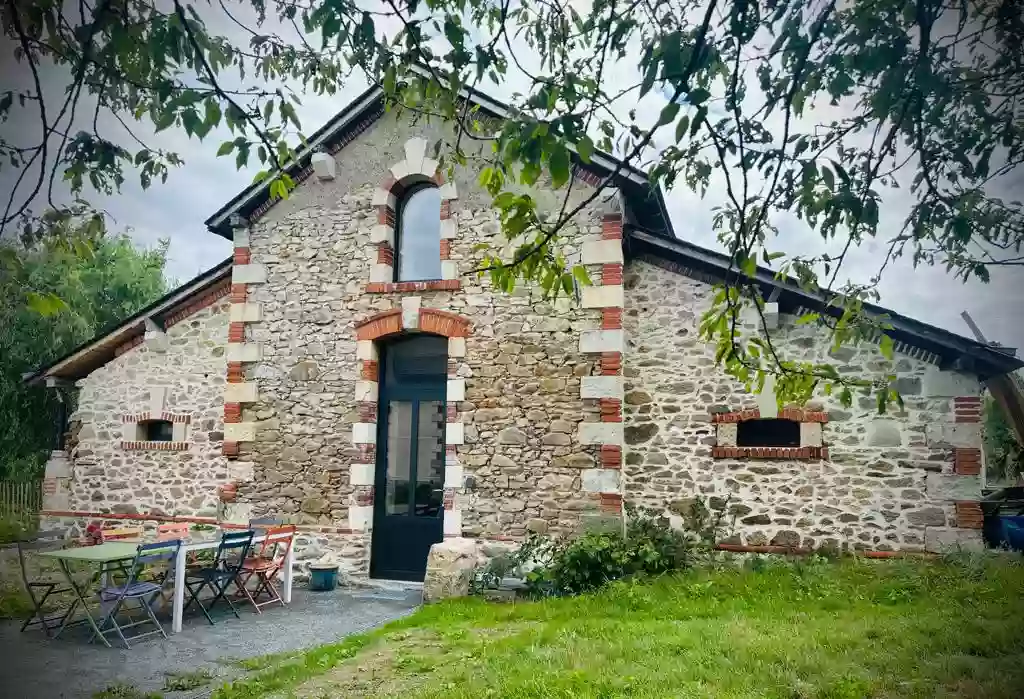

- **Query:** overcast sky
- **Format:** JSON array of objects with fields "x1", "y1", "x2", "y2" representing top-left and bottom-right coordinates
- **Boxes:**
[{"x1": 2, "y1": 2, "x2": 1022, "y2": 353}]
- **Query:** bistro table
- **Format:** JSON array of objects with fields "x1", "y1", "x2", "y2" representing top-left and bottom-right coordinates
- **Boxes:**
[
  {"x1": 38, "y1": 542, "x2": 140, "y2": 648},
  {"x1": 170, "y1": 530, "x2": 295, "y2": 633}
]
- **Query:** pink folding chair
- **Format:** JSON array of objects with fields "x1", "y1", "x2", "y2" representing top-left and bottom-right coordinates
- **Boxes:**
[{"x1": 234, "y1": 525, "x2": 295, "y2": 613}]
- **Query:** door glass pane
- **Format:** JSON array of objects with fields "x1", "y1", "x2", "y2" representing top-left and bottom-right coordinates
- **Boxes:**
[
  {"x1": 415, "y1": 401, "x2": 445, "y2": 517},
  {"x1": 385, "y1": 401, "x2": 413, "y2": 515}
]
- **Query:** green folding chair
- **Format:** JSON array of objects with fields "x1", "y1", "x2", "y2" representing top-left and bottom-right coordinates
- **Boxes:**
[{"x1": 16, "y1": 530, "x2": 74, "y2": 638}]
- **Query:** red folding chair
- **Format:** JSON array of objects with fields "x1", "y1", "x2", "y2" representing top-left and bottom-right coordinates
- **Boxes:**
[{"x1": 234, "y1": 525, "x2": 295, "y2": 613}]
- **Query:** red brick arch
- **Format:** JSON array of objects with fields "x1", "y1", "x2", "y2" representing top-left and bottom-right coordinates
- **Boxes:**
[{"x1": 355, "y1": 308, "x2": 470, "y2": 341}]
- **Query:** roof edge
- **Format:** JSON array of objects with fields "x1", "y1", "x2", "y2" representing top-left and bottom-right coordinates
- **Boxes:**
[
  {"x1": 626, "y1": 228, "x2": 1024, "y2": 379},
  {"x1": 24, "y1": 259, "x2": 234, "y2": 385}
]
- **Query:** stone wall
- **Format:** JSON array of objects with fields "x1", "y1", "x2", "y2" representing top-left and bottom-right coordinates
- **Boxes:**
[
  {"x1": 64, "y1": 300, "x2": 234, "y2": 518},
  {"x1": 232, "y1": 110, "x2": 620, "y2": 577},
  {"x1": 622, "y1": 257, "x2": 984, "y2": 552}
]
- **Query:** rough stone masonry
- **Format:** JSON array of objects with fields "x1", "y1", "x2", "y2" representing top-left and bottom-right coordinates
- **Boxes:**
[{"x1": 39, "y1": 105, "x2": 993, "y2": 579}]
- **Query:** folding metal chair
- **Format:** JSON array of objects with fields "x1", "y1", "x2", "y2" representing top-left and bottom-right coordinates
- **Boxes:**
[
  {"x1": 93, "y1": 539, "x2": 181, "y2": 648},
  {"x1": 156, "y1": 522, "x2": 189, "y2": 541},
  {"x1": 235, "y1": 525, "x2": 295, "y2": 613},
  {"x1": 183, "y1": 529, "x2": 254, "y2": 625},
  {"x1": 16, "y1": 530, "x2": 74, "y2": 638}
]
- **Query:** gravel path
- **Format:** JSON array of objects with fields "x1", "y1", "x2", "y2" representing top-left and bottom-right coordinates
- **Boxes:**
[{"x1": 0, "y1": 587, "x2": 421, "y2": 699}]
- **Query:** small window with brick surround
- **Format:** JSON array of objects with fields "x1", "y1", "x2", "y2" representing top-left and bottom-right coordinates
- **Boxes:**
[
  {"x1": 138, "y1": 419, "x2": 174, "y2": 442},
  {"x1": 396, "y1": 186, "x2": 442, "y2": 281},
  {"x1": 737, "y1": 419, "x2": 800, "y2": 448}
]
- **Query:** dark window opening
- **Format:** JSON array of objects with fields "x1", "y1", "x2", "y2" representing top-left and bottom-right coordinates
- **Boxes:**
[
  {"x1": 736, "y1": 419, "x2": 800, "y2": 448},
  {"x1": 141, "y1": 420, "x2": 174, "y2": 442}
]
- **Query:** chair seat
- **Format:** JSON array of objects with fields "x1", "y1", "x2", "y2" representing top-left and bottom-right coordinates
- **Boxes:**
[
  {"x1": 99, "y1": 581, "x2": 162, "y2": 601},
  {"x1": 241, "y1": 556, "x2": 282, "y2": 571},
  {"x1": 187, "y1": 567, "x2": 233, "y2": 581}
]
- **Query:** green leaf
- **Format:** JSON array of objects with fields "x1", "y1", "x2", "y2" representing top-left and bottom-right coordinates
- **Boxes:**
[
  {"x1": 879, "y1": 334, "x2": 894, "y2": 360},
  {"x1": 658, "y1": 101, "x2": 680, "y2": 127},
  {"x1": 26, "y1": 291, "x2": 68, "y2": 317},
  {"x1": 821, "y1": 166, "x2": 835, "y2": 191},
  {"x1": 674, "y1": 115, "x2": 690, "y2": 143},
  {"x1": 549, "y1": 145, "x2": 571, "y2": 189},
  {"x1": 571, "y1": 265, "x2": 592, "y2": 287},
  {"x1": 576, "y1": 136, "x2": 594, "y2": 164}
]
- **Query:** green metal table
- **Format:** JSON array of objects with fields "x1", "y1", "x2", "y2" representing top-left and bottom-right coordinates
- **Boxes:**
[{"x1": 38, "y1": 542, "x2": 139, "y2": 647}]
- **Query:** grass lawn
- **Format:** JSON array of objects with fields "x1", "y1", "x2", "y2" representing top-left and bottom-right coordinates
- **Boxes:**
[{"x1": 208, "y1": 555, "x2": 1024, "y2": 699}]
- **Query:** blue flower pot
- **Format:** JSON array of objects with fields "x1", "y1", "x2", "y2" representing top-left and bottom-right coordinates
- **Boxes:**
[{"x1": 308, "y1": 565, "x2": 339, "y2": 591}]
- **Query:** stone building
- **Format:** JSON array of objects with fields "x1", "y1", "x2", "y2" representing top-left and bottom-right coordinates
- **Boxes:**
[{"x1": 28, "y1": 85, "x2": 1023, "y2": 581}]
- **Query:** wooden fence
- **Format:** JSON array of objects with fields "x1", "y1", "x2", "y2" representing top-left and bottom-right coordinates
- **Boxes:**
[{"x1": 0, "y1": 481, "x2": 42, "y2": 519}]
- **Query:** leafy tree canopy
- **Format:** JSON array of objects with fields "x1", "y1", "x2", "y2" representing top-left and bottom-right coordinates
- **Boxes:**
[
  {"x1": 3, "y1": 0, "x2": 1022, "y2": 409},
  {"x1": 0, "y1": 224, "x2": 169, "y2": 479}
]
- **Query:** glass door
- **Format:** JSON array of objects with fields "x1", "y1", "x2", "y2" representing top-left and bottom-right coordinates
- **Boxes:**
[{"x1": 370, "y1": 335, "x2": 447, "y2": 580}]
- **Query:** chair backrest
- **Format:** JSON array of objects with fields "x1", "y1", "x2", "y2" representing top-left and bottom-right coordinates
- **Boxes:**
[
  {"x1": 253, "y1": 525, "x2": 296, "y2": 561},
  {"x1": 106, "y1": 540, "x2": 181, "y2": 599},
  {"x1": 213, "y1": 529, "x2": 254, "y2": 571},
  {"x1": 156, "y1": 522, "x2": 190, "y2": 541},
  {"x1": 16, "y1": 530, "x2": 67, "y2": 587},
  {"x1": 101, "y1": 523, "x2": 145, "y2": 542}
]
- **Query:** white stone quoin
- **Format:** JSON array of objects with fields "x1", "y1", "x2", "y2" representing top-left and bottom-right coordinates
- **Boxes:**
[
  {"x1": 578, "y1": 422, "x2": 624, "y2": 445},
  {"x1": 580, "y1": 376, "x2": 624, "y2": 400},
  {"x1": 580, "y1": 284, "x2": 624, "y2": 309},
  {"x1": 579, "y1": 329, "x2": 624, "y2": 354}
]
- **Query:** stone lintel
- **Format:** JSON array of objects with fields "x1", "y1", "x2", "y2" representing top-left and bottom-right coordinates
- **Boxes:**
[
  {"x1": 580, "y1": 285, "x2": 624, "y2": 309},
  {"x1": 232, "y1": 264, "x2": 268, "y2": 285},
  {"x1": 580, "y1": 375, "x2": 624, "y2": 400},
  {"x1": 581, "y1": 238, "x2": 624, "y2": 265},
  {"x1": 579, "y1": 329, "x2": 624, "y2": 354}
]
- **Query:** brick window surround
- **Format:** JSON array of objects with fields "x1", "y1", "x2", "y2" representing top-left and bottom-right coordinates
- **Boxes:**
[
  {"x1": 367, "y1": 137, "x2": 460, "y2": 292},
  {"x1": 120, "y1": 411, "x2": 191, "y2": 450},
  {"x1": 711, "y1": 407, "x2": 828, "y2": 460}
]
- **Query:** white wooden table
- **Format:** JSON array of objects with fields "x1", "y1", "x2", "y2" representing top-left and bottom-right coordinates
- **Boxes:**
[{"x1": 171, "y1": 532, "x2": 295, "y2": 633}]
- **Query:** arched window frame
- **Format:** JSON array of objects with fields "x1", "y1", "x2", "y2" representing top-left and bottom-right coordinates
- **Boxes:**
[
  {"x1": 368, "y1": 137, "x2": 460, "y2": 293},
  {"x1": 394, "y1": 182, "x2": 443, "y2": 283}
]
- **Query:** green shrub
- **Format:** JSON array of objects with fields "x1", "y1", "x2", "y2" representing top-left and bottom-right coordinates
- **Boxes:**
[{"x1": 0, "y1": 513, "x2": 35, "y2": 545}]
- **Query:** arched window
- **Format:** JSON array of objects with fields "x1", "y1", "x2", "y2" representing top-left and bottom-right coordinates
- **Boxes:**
[{"x1": 396, "y1": 186, "x2": 441, "y2": 281}]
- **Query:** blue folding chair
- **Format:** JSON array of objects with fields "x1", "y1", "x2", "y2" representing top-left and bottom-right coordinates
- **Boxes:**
[
  {"x1": 183, "y1": 529, "x2": 254, "y2": 625},
  {"x1": 93, "y1": 539, "x2": 181, "y2": 648}
]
